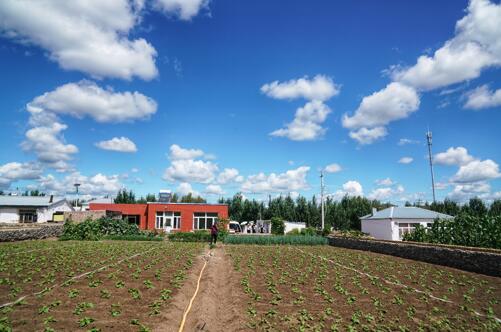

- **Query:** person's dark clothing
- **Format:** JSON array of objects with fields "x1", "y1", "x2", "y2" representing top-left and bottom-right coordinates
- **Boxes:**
[{"x1": 210, "y1": 224, "x2": 218, "y2": 245}]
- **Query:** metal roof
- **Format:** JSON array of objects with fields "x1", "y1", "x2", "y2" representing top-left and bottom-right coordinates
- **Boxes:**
[
  {"x1": 0, "y1": 195, "x2": 65, "y2": 207},
  {"x1": 361, "y1": 206, "x2": 453, "y2": 220}
]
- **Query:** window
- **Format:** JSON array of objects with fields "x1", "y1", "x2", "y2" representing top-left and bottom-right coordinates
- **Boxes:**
[
  {"x1": 124, "y1": 215, "x2": 139, "y2": 226},
  {"x1": 193, "y1": 212, "x2": 218, "y2": 230},
  {"x1": 19, "y1": 209, "x2": 37, "y2": 223},
  {"x1": 155, "y1": 212, "x2": 181, "y2": 229},
  {"x1": 398, "y1": 222, "x2": 420, "y2": 239}
]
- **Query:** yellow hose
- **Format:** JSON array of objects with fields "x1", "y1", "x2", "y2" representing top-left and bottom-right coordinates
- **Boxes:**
[{"x1": 178, "y1": 256, "x2": 208, "y2": 332}]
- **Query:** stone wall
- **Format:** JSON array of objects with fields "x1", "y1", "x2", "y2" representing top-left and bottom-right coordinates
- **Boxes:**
[
  {"x1": 0, "y1": 224, "x2": 64, "y2": 242},
  {"x1": 328, "y1": 236, "x2": 501, "y2": 277},
  {"x1": 63, "y1": 210, "x2": 107, "y2": 223}
]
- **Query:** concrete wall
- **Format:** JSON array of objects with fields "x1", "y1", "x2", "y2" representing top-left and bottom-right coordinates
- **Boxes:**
[
  {"x1": 362, "y1": 219, "x2": 393, "y2": 240},
  {"x1": 38, "y1": 200, "x2": 74, "y2": 222},
  {"x1": 328, "y1": 236, "x2": 501, "y2": 277},
  {"x1": 284, "y1": 221, "x2": 306, "y2": 233},
  {"x1": 0, "y1": 224, "x2": 64, "y2": 242},
  {"x1": 0, "y1": 208, "x2": 19, "y2": 223}
]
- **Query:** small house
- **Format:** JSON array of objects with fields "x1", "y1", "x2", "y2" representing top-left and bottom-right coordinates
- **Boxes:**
[
  {"x1": 0, "y1": 195, "x2": 74, "y2": 224},
  {"x1": 361, "y1": 206, "x2": 453, "y2": 241}
]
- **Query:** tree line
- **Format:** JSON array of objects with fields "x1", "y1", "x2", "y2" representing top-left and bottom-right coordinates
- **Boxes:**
[{"x1": 113, "y1": 189, "x2": 206, "y2": 204}]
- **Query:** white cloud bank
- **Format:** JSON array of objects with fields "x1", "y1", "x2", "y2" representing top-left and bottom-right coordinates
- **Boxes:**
[
  {"x1": 153, "y1": 0, "x2": 210, "y2": 21},
  {"x1": 464, "y1": 85, "x2": 501, "y2": 110},
  {"x1": 241, "y1": 166, "x2": 310, "y2": 193},
  {"x1": 95, "y1": 137, "x2": 137, "y2": 153},
  {"x1": 38, "y1": 172, "x2": 123, "y2": 196},
  {"x1": 0, "y1": 0, "x2": 157, "y2": 80},
  {"x1": 0, "y1": 162, "x2": 42, "y2": 189}
]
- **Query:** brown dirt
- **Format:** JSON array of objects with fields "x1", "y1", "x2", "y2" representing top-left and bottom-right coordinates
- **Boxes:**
[{"x1": 154, "y1": 245, "x2": 249, "y2": 332}]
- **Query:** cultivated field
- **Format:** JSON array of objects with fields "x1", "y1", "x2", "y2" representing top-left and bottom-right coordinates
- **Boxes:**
[{"x1": 1, "y1": 240, "x2": 500, "y2": 331}]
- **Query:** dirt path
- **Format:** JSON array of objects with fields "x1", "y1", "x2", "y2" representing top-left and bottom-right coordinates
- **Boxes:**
[{"x1": 154, "y1": 245, "x2": 249, "y2": 332}]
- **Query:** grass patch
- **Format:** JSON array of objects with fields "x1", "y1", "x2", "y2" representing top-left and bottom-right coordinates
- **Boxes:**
[
  {"x1": 224, "y1": 235, "x2": 327, "y2": 245},
  {"x1": 102, "y1": 235, "x2": 164, "y2": 241}
]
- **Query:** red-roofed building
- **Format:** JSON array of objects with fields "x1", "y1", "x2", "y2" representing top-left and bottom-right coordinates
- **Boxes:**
[{"x1": 89, "y1": 202, "x2": 228, "y2": 232}]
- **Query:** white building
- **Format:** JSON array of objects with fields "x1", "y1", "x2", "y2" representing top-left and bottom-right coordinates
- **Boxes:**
[
  {"x1": 0, "y1": 195, "x2": 73, "y2": 224},
  {"x1": 361, "y1": 206, "x2": 453, "y2": 241}
]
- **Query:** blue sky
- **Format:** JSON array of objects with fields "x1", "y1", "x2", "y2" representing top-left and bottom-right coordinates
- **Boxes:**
[{"x1": 0, "y1": 0, "x2": 500, "y2": 203}]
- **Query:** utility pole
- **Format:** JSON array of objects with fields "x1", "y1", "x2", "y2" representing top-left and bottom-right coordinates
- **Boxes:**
[
  {"x1": 320, "y1": 170, "x2": 325, "y2": 230},
  {"x1": 74, "y1": 183, "x2": 81, "y2": 210},
  {"x1": 426, "y1": 131, "x2": 436, "y2": 203}
]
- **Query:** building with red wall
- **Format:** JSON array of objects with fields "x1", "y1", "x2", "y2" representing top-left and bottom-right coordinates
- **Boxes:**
[{"x1": 89, "y1": 202, "x2": 228, "y2": 232}]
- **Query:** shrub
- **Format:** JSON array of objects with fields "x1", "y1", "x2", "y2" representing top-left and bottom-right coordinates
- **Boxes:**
[
  {"x1": 224, "y1": 235, "x2": 327, "y2": 245},
  {"x1": 60, "y1": 217, "x2": 155, "y2": 241},
  {"x1": 168, "y1": 230, "x2": 211, "y2": 242},
  {"x1": 270, "y1": 217, "x2": 285, "y2": 235}
]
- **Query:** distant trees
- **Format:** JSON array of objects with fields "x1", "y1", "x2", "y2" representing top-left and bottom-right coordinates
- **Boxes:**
[
  {"x1": 114, "y1": 189, "x2": 136, "y2": 204},
  {"x1": 114, "y1": 190, "x2": 206, "y2": 204},
  {"x1": 21, "y1": 190, "x2": 45, "y2": 196}
]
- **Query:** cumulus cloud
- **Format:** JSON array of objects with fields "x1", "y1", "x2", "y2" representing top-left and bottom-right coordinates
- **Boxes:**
[
  {"x1": 27, "y1": 80, "x2": 157, "y2": 123},
  {"x1": 434, "y1": 146, "x2": 474, "y2": 166},
  {"x1": 95, "y1": 137, "x2": 137, "y2": 153},
  {"x1": 375, "y1": 178, "x2": 394, "y2": 186},
  {"x1": 176, "y1": 182, "x2": 199, "y2": 196},
  {"x1": 169, "y1": 144, "x2": 205, "y2": 160},
  {"x1": 464, "y1": 84, "x2": 501, "y2": 110},
  {"x1": 0, "y1": 0, "x2": 158, "y2": 80},
  {"x1": 163, "y1": 159, "x2": 218, "y2": 183},
  {"x1": 204, "y1": 184, "x2": 225, "y2": 195},
  {"x1": 447, "y1": 181, "x2": 491, "y2": 202},
  {"x1": 330, "y1": 180, "x2": 364, "y2": 200},
  {"x1": 21, "y1": 120, "x2": 78, "y2": 172},
  {"x1": 153, "y1": 0, "x2": 210, "y2": 20},
  {"x1": 38, "y1": 172, "x2": 123, "y2": 196},
  {"x1": 398, "y1": 157, "x2": 413, "y2": 164},
  {"x1": 324, "y1": 163, "x2": 342, "y2": 173},
  {"x1": 348, "y1": 127, "x2": 388, "y2": 145},
  {"x1": 391, "y1": 0, "x2": 501, "y2": 91},
  {"x1": 368, "y1": 185, "x2": 404, "y2": 201},
  {"x1": 217, "y1": 168, "x2": 243, "y2": 184},
  {"x1": 261, "y1": 75, "x2": 340, "y2": 102},
  {"x1": 451, "y1": 159, "x2": 500, "y2": 183},
  {"x1": 342, "y1": 83, "x2": 420, "y2": 144},
  {"x1": 241, "y1": 166, "x2": 310, "y2": 193},
  {"x1": 270, "y1": 100, "x2": 332, "y2": 141},
  {"x1": 0, "y1": 162, "x2": 42, "y2": 189}
]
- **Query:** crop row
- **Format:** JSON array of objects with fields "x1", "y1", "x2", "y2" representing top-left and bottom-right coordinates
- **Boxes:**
[{"x1": 226, "y1": 245, "x2": 501, "y2": 331}]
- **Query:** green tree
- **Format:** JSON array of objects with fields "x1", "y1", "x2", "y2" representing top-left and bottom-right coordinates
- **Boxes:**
[
  {"x1": 489, "y1": 199, "x2": 501, "y2": 217},
  {"x1": 270, "y1": 217, "x2": 285, "y2": 235}
]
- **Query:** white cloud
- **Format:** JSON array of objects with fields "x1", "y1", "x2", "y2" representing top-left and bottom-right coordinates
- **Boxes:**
[
  {"x1": 368, "y1": 185, "x2": 404, "y2": 201},
  {"x1": 451, "y1": 159, "x2": 500, "y2": 183},
  {"x1": 0, "y1": 0, "x2": 158, "y2": 80},
  {"x1": 176, "y1": 182, "x2": 199, "y2": 196},
  {"x1": 153, "y1": 0, "x2": 210, "y2": 20},
  {"x1": 330, "y1": 180, "x2": 364, "y2": 200},
  {"x1": 38, "y1": 172, "x2": 123, "y2": 196},
  {"x1": 217, "y1": 168, "x2": 242, "y2": 184},
  {"x1": 27, "y1": 80, "x2": 157, "y2": 123},
  {"x1": 204, "y1": 184, "x2": 225, "y2": 195},
  {"x1": 261, "y1": 75, "x2": 340, "y2": 101},
  {"x1": 241, "y1": 166, "x2": 310, "y2": 193},
  {"x1": 342, "y1": 82, "x2": 420, "y2": 130},
  {"x1": 375, "y1": 178, "x2": 394, "y2": 186},
  {"x1": 169, "y1": 144, "x2": 205, "y2": 160},
  {"x1": 464, "y1": 84, "x2": 501, "y2": 110},
  {"x1": 391, "y1": 0, "x2": 501, "y2": 91},
  {"x1": 434, "y1": 146, "x2": 474, "y2": 166},
  {"x1": 398, "y1": 138, "x2": 420, "y2": 146},
  {"x1": 348, "y1": 127, "x2": 388, "y2": 145},
  {"x1": 0, "y1": 162, "x2": 42, "y2": 189},
  {"x1": 21, "y1": 121, "x2": 78, "y2": 172},
  {"x1": 131, "y1": 167, "x2": 139, "y2": 173},
  {"x1": 398, "y1": 157, "x2": 413, "y2": 164},
  {"x1": 270, "y1": 100, "x2": 331, "y2": 141},
  {"x1": 324, "y1": 163, "x2": 342, "y2": 173},
  {"x1": 95, "y1": 137, "x2": 137, "y2": 153},
  {"x1": 447, "y1": 181, "x2": 491, "y2": 202},
  {"x1": 163, "y1": 159, "x2": 218, "y2": 183}
]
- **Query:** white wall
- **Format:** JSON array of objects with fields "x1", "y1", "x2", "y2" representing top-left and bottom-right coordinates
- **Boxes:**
[
  {"x1": 284, "y1": 221, "x2": 306, "y2": 233},
  {"x1": 37, "y1": 200, "x2": 74, "y2": 223},
  {"x1": 0, "y1": 208, "x2": 20, "y2": 223},
  {"x1": 362, "y1": 219, "x2": 394, "y2": 240}
]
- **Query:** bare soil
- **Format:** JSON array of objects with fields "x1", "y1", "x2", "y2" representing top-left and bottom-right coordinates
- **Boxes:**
[{"x1": 154, "y1": 245, "x2": 249, "y2": 332}]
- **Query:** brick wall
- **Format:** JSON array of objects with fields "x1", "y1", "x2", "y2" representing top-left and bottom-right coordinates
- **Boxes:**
[{"x1": 63, "y1": 210, "x2": 107, "y2": 223}]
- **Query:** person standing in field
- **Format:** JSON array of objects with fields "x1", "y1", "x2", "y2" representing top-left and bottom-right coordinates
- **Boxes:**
[{"x1": 210, "y1": 223, "x2": 218, "y2": 245}]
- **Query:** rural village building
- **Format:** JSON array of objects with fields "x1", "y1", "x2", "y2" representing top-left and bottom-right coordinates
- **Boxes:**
[
  {"x1": 361, "y1": 206, "x2": 453, "y2": 241},
  {"x1": 0, "y1": 195, "x2": 73, "y2": 223},
  {"x1": 89, "y1": 202, "x2": 228, "y2": 232}
]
